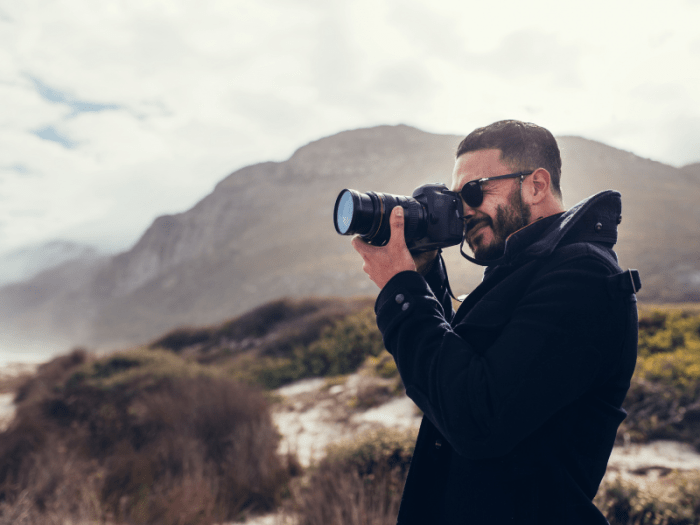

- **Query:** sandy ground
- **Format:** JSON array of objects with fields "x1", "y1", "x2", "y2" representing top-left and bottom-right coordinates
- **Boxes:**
[
  {"x1": 0, "y1": 362, "x2": 36, "y2": 431},
  {"x1": 273, "y1": 374, "x2": 422, "y2": 468},
  {"x1": 0, "y1": 393, "x2": 15, "y2": 432},
  {"x1": 609, "y1": 440, "x2": 700, "y2": 472}
]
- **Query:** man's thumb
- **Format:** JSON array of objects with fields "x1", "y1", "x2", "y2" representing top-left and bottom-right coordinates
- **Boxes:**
[{"x1": 389, "y1": 206, "x2": 405, "y2": 243}]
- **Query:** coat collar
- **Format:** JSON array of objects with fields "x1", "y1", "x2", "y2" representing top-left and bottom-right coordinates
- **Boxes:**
[{"x1": 484, "y1": 190, "x2": 622, "y2": 276}]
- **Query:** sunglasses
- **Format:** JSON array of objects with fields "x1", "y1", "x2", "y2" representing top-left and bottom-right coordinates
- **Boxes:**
[{"x1": 458, "y1": 170, "x2": 534, "y2": 208}]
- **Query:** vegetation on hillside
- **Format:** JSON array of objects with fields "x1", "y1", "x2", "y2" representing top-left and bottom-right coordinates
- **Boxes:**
[
  {"x1": 149, "y1": 296, "x2": 385, "y2": 389},
  {"x1": 594, "y1": 470, "x2": 700, "y2": 524},
  {"x1": 290, "y1": 428, "x2": 415, "y2": 525},
  {"x1": 1, "y1": 298, "x2": 700, "y2": 523},
  {"x1": 0, "y1": 297, "x2": 385, "y2": 524},
  {"x1": 0, "y1": 348, "x2": 295, "y2": 524},
  {"x1": 618, "y1": 306, "x2": 700, "y2": 450},
  {"x1": 293, "y1": 427, "x2": 700, "y2": 525}
]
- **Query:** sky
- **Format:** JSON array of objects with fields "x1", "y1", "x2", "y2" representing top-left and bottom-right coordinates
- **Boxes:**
[{"x1": 1, "y1": 0, "x2": 699, "y2": 256}]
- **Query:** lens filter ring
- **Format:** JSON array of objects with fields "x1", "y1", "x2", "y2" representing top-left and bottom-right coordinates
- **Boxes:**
[
  {"x1": 333, "y1": 189, "x2": 378, "y2": 237},
  {"x1": 334, "y1": 189, "x2": 356, "y2": 234}
]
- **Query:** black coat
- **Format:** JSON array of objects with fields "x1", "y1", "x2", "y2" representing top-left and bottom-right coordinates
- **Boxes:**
[{"x1": 375, "y1": 191, "x2": 640, "y2": 524}]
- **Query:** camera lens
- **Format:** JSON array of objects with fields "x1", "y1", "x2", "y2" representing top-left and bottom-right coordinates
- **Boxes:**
[
  {"x1": 333, "y1": 183, "x2": 463, "y2": 253},
  {"x1": 335, "y1": 190, "x2": 355, "y2": 234},
  {"x1": 333, "y1": 188, "x2": 427, "y2": 247},
  {"x1": 333, "y1": 189, "x2": 377, "y2": 236}
]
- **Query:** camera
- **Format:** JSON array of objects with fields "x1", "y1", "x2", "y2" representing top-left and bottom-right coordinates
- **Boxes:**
[{"x1": 333, "y1": 183, "x2": 465, "y2": 253}]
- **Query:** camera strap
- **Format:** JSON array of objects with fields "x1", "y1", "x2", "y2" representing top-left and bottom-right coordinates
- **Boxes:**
[
  {"x1": 458, "y1": 220, "x2": 506, "y2": 267},
  {"x1": 436, "y1": 249, "x2": 473, "y2": 303}
]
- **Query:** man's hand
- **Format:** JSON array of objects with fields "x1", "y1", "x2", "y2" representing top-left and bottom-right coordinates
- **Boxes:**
[{"x1": 352, "y1": 206, "x2": 436, "y2": 289}]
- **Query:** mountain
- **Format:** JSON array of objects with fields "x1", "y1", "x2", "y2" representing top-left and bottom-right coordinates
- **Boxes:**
[
  {"x1": 681, "y1": 162, "x2": 700, "y2": 183},
  {"x1": 0, "y1": 240, "x2": 102, "y2": 286},
  {"x1": 1, "y1": 124, "x2": 698, "y2": 353}
]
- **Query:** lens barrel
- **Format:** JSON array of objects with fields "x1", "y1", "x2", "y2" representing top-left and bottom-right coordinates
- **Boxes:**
[{"x1": 333, "y1": 188, "x2": 426, "y2": 247}]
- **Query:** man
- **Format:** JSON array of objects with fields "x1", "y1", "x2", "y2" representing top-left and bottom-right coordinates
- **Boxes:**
[{"x1": 351, "y1": 120, "x2": 639, "y2": 524}]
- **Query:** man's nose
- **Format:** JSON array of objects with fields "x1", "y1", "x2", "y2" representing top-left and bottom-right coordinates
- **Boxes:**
[{"x1": 461, "y1": 201, "x2": 476, "y2": 220}]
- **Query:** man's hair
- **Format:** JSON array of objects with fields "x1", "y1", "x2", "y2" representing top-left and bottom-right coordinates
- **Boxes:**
[{"x1": 456, "y1": 120, "x2": 563, "y2": 200}]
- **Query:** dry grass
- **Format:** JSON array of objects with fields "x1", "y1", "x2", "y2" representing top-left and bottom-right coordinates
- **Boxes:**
[
  {"x1": 595, "y1": 470, "x2": 700, "y2": 524},
  {"x1": 0, "y1": 348, "x2": 295, "y2": 524},
  {"x1": 288, "y1": 428, "x2": 414, "y2": 525}
]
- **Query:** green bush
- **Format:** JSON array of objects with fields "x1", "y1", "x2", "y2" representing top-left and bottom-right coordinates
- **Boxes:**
[
  {"x1": 235, "y1": 306, "x2": 386, "y2": 389},
  {"x1": 637, "y1": 310, "x2": 700, "y2": 391},
  {"x1": 620, "y1": 308, "x2": 700, "y2": 450},
  {"x1": 150, "y1": 297, "x2": 375, "y2": 360},
  {"x1": 147, "y1": 297, "x2": 386, "y2": 391},
  {"x1": 366, "y1": 353, "x2": 400, "y2": 380}
]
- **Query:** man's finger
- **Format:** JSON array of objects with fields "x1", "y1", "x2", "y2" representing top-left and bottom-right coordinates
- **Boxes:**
[
  {"x1": 389, "y1": 206, "x2": 406, "y2": 247},
  {"x1": 352, "y1": 235, "x2": 373, "y2": 258},
  {"x1": 351, "y1": 235, "x2": 365, "y2": 251}
]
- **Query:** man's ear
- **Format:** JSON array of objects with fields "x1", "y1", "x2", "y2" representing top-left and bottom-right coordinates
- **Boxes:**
[{"x1": 527, "y1": 168, "x2": 551, "y2": 204}]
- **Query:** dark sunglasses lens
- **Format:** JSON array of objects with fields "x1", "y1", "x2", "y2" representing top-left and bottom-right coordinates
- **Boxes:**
[{"x1": 461, "y1": 182, "x2": 483, "y2": 207}]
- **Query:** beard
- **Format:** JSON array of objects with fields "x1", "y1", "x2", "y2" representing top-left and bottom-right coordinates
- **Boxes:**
[{"x1": 467, "y1": 186, "x2": 531, "y2": 261}]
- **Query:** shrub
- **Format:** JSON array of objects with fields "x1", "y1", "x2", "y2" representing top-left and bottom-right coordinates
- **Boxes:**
[
  {"x1": 0, "y1": 349, "x2": 295, "y2": 524},
  {"x1": 594, "y1": 471, "x2": 700, "y2": 524},
  {"x1": 221, "y1": 298, "x2": 327, "y2": 340},
  {"x1": 147, "y1": 297, "x2": 384, "y2": 390},
  {"x1": 235, "y1": 306, "x2": 386, "y2": 390},
  {"x1": 637, "y1": 309, "x2": 700, "y2": 359},
  {"x1": 620, "y1": 308, "x2": 700, "y2": 450},
  {"x1": 150, "y1": 297, "x2": 376, "y2": 360},
  {"x1": 148, "y1": 326, "x2": 213, "y2": 353},
  {"x1": 366, "y1": 353, "x2": 400, "y2": 380},
  {"x1": 290, "y1": 428, "x2": 416, "y2": 525}
]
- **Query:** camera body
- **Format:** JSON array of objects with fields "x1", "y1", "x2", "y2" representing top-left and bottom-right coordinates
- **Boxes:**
[{"x1": 333, "y1": 183, "x2": 464, "y2": 253}]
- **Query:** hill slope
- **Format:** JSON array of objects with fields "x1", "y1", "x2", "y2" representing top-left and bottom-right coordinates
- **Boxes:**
[{"x1": 0, "y1": 125, "x2": 698, "y2": 350}]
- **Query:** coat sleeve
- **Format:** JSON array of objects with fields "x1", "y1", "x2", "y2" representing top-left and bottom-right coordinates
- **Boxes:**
[
  {"x1": 375, "y1": 251, "x2": 626, "y2": 459},
  {"x1": 420, "y1": 251, "x2": 456, "y2": 324}
]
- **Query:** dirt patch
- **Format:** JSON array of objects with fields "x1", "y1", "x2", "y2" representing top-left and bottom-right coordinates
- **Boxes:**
[{"x1": 272, "y1": 373, "x2": 420, "y2": 468}]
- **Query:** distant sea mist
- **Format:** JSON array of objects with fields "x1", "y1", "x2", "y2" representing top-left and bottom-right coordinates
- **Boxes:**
[{"x1": 0, "y1": 332, "x2": 73, "y2": 367}]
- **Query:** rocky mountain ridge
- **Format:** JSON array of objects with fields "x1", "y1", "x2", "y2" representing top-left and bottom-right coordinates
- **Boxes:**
[{"x1": 1, "y1": 124, "x2": 698, "y2": 353}]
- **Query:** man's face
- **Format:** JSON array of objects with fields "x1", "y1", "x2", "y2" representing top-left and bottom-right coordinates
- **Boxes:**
[{"x1": 450, "y1": 148, "x2": 529, "y2": 260}]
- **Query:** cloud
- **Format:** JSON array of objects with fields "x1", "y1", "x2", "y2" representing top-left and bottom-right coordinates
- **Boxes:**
[
  {"x1": 466, "y1": 31, "x2": 583, "y2": 88},
  {"x1": 690, "y1": 35, "x2": 700, "y2": 54},
  {"x1": 6, "y1": 164, "x2": 29, "y2": 175},
  {"x1": 623, "y1": 114, "x2": 700, "y2": 168},
  {"x1": 371, "y1": 61, "x2": 436, "y2": 100},
  {"x1": 31, "y1": 125, "x2": 76, "y2": 148},
  {"x1": 29, "y1": 76, "x2": 121, "y2": 116},
  {"x1": 0, "y1": 0, "x2": 699, "y2": 256}
]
